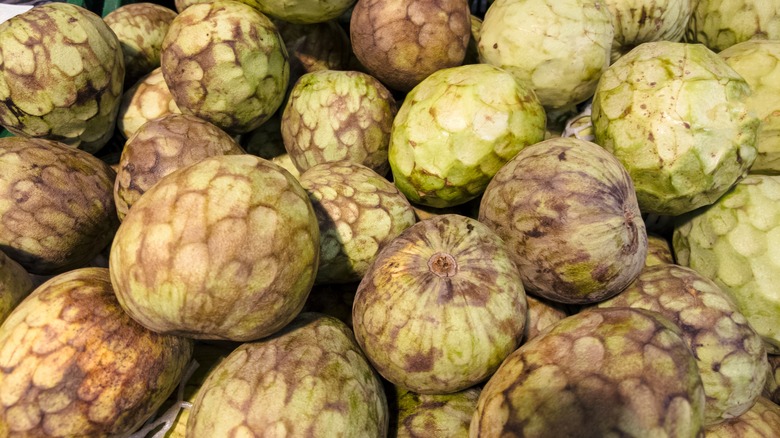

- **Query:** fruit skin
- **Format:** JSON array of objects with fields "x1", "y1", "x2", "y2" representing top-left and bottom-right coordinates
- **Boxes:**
[
  {"x1": 350, "y1": 0, "x2": 471, "y2": 92},
  {"x1": 0, "y1": 3, "x2": 125, "y2": 153},
  {"x1": 0, "y1": 250, "x2": 33, "y2": 324},
  {"x1": 596, "y1": 264, "x2": 768, "y2": 426},
  {"x1": 0, "y1": 137, "x2": 119, "y2": 275},
  {"x1": 0, "y1": 267, "x2": 194, "y2": 438},
  {"x1": 389, "y1": 63, "x2": 546, "y2": 209},
  {"x1": 109, "y1": 154, "x2": 320, "y2": 342},
  {"x1": 673, "y1": 174, "x2": 780, "y2": 354},
  {"x1": 646, "y1": 233, "x2": 675, "y2": 266},
  {"x1": 592, "y1": 41, "x2": 759, "y2": 216},
  {"x1": 113, "y1": 113, "x2": 245, "y2": 221},
  {"x1": 719, "y1": 40, "x2": 780, "y2": 175},
  {"x1": 299, "y1": 161, "x2": 417, "y2": 285},
  {"x1": 470, "y1": 307, "x2": 706, "y2": 438},
  {"x1": 160, "y1": 0, "x2": 290, "y2": 135},
  {"x1": 352, "y1": 214, "x2": 527, "y2": 395},
  {"x1": 478, "y1": 0, "x2": 614, "y2": 110},
  {"x1": 704, "y1": 397, "x2": 780, "y2": 437},
  {"x1": 765, "y1": 354, "x2": 780, "y2": 404},
  {"x1": 186, "y1": 313, "x2": 388, "y2": 437},
  {"x1": 117, "y1": 67, "x2": 182, "y2": 139},
  {"x1": 392, "y1": 385, "x2": 481, "y2": 438},
  {"x1": 281, "y1": 70, "x2": 397, "y2": 176},
  {"x1": 603, "y1": 0, "x2": 693, "y2": 61},
  {"x1": 479, "y1": 137, "x2": 648, "y2": 304},
  {"x1": 686, "y1": 0, "x2": 780, "y2": 52}
]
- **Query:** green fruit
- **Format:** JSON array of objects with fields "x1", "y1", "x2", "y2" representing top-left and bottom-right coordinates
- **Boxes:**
[
  {"x1": 186, "y1": 313, "x2": 388, "y2": 437},
  {"x1": 0, "y1": 268, "x2": 193, "y2": 437},
  {"x1": 160, "y1": 0, "x2": 289, "y2": 134},
  {"x1": 0, "y1": 250, "x2": 33, "y2": 324},
  {"x1": 109, "y1": 154, "x2": 320, "y2": 341},
  {"x1": 765, "y1": 354, "x2": 780, "y2": 405},
  {"x1": 673, "y1": 174, "x2": 780, "y2": 353},
  {"x1": 646, "y1": 233, "x2": 675, "y2": 266},
  {"x1": 389, "y1": 63, "x2": 546, "y2": 208},
  {"x1": 0, "y1": 137, "x2": 118, "y2": 275},
  {"x1": 352, "y1": 214, "x2": 527, "y2": 394},
  {"x1": 393, "y1": 386, "x2": 481, "y2": 437},
  {"x1": 704, "y1": 397, "x2": 780, "y2": 437},
  {"x1": 523, "y1": 294, "x2": 568, "y2": 343},
  {"x1": 117, "y1": 67, "x2": 182, "y2": 139},
  {"x1": 471, "y1": 307, "x2": 706, "y2": 437},
  {"x1": 686, "y1": 0, "x2": 780, "y2": 52},
  {"x1": 0, "y1": 3, "x2": 125, "y2": 153},
  {"x1": 604, "y1": 0, "x2": 693, "y2": 61},
  {"x1": 479, "y1": 137, "x2": 647, "y2": 304},
  {"x1": 592, "y1": 41, "x2": 759, "y2": 216}
]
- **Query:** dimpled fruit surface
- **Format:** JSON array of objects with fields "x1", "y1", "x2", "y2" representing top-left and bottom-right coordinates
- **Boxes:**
[{"x1": 109, "y1": 154, "x2": 320, "y2": 342}]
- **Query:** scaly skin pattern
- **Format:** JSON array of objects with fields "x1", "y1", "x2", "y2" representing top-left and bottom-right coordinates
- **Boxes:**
[
  {"x1": 673, "y1": 174, "x2": 780, "y2": 354},
  {"x1": 720, "y1": 40, "x2": 780, "y2": 174},
  {"x1": 522, "y1": 295, "x2": 567, "y2": 343},
  {"x1": 352, "y1": 214, "x2": 528, "y2": 394},
  {"x1": 592, "y1": 41, "x2": 759, "y2": 216},
  {"x1": 595, "y1": 264, "x2": 768, "y2": 425},
  {"x1": 394, "y1": 386, "x2": 481, "y2": 438},
  {"x1": 389, "y1": 63, "x2": 546, "y2": 208},
  {"x1": 109, "y1": 154, "x2": 320, "y2": 341},
  {"x1": 646, "y1": 233, "x2": 674, "y2": 266},
  {"x1": 160, "y1": 0, "x2": 290, "y2": 134},
  {"x1": 0, "y1": 268, "x2": 194, "y2": 437},
  {"x1": 765, "y1": 354, "x2": 780, "y2": 404},
  {"x1": 114, "y1": 113, "x2": 245, "y2": 221},
  {"x1": 103, "y1": 2, "x2": 178, "y2": 87},
  {"x1": 117, "y1": 67, "x2": 182, "y2": 139},
  {"x1": 604, "y1": 0, "x2": 693, "y2": 61},
  {"x1": 187, "y1": 313, "x2": 389, "y2": 437},
  {"x1": 478, "y1": 137, "x2": 648, "y2": 304},
  {"x1": 300, "y1": 161, "x2": 417, "y2": 284},
  {"x1": 686, "y1": 0, "x2": 780, "y2": 52},
  {"x1": 0, "y1": 250, "x2": 33, "y2": 324},
  {"x1": 276, "y1": 20, "x2": 352, "y2": 87},
  {"x1": 282, "y1": 70, "x2": 397, "y2": 176},
  {"x1": 0, "y1": 3, "x2": 125, "y2": 153},
  {"x1": 470, "y1": 307, "x2": 706, "y2": 437},
  {"x1": 350, "y1": 0, "x2": 471, "y2": 92},
  {"x1": 0, "y1": 137, "x2": 119, "y2": 275},
  {"x1": 478, "y1": 0, "x2": 613, "y2": 110},
  {"x1": 705, "y1": 397, "x2": 780, "y2": 437}
]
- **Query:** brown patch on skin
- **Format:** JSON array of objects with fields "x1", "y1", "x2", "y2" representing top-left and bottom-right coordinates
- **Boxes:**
[{"x1": 428, "y1": 252, "x2": 458, "y2": 277}]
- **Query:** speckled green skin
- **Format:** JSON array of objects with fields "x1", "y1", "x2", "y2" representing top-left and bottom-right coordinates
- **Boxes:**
[
  {"x1": 705, "y1": 397, "x2": 780, "y2": 437},
  {"x1": 160, "y1": 0, "x2": 290, "y2": 134},
  {"x1": 300, "y1": 161, "x2": 416, "y2": 284},
  {"x1": 478, "y1": 0, "x2": 613, "y2": 110},
  {"x1": 596, "y1": 264, "x2": 768, "y2": 425},
  {"x1": 0, "y1": 3, "x2": 125, "y2": 153},
  {"x1": 393, "y1": 386, "x2": 481, "y2": 438},
  {"x1": 389, "y1": 63, "x2": 546, "y2": 208},
  {"x1": 117, "y1": 67, "x2": 182, "y2": 139},
  {"x1": 352, "y1": 214, "x2": 527, "y2": 394},
  {"x1": 471, "y1": 307, "x2": 706, "y2": 437},
  {"x1": 686, "y1": 0, "x2": 780, "y2": 52},
  {"x1": 0, "y1": 137, "x2": 119, "y2": 275},
  {"x1": 592, "y1": 41, "x2": 759, "y2": 216},
  {"x1": 0, "y1": 250, "x2": 32, "y2": 324},
  {"x1": 673, "y1": 174, "x2": 780, "y2": 354},
  {"x1": 479, "y1": 137, "x2": 648, "y2": 304},
  {"x1": 604, "y1": 0, "x2": 693, "y2": 61},
  {"x1": 187, "y1": 313, "x2": 388, "y2": 437},
  {"x1": 720, "y1": 40, "x2": 780, "y2": 175},
  {"x1": 175, "y1": 0, "x2": 355, "y2": 23},
  {"x1": 109, "y1": 154, "x2": 320, "y2": 341},
  {"x1": 646, "y1": 233, "x2": 675, "y2": 266},
  {"x1": 0, "y1": 268, "x2": 193, "y2": 437}
]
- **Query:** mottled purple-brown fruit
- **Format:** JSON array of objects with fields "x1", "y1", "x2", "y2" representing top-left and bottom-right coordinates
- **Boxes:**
[
  {"x1": 523, "y1": 294, "x2": 568, "y2": 343},
  {"x1": 187, "y1": 313, "x2": 388, "y2": 437},
  {"x1": 161, "y1": 0, "x2": 290, "y2": 134},
  {"x1": 241, "y1": 111, "x2": 301, "y2": 179},
  {"x1": 479, "y1": 137, "x2": 648, "y2": 304},
  {"x1": 471, "y1": 307, "x2": 706, "y2": 437},
  {"x1": 300, "y1": 161, "x2": 416, "y2": 284},
  {"x1": 764, "y1": 354, "x2": 780, "y2": 404},
  {"x1": 0, "y1": 268, "x2": 194, "y2": 437},
  {"x1": 114, "y1": 113, "x2": 245, "y2": 221},
  {"x1": 117, "y1": 67, "x2": 182, "y2": 139},
  {"x1": 596, "y1": 264, "x2": 768, "y2": 425},
  {"x1": 109, "y1": 154, "x2": 320, "y2": 341},
  {"x1": 393, "y1": 385, "x2": 481, "y2": 438},
  {"x1": 647, "y1": 232, "x2": 675, "y2": 266},
  {"x1": 350, "y1": 0, "x2": 471, "y2": 91},
  {"x1": 0, "y1": 3, "x2": 125, "y2": 153},
  {"x1": 0, "y1": 137, "x2": 118, "y2": 275},
  {"x1": 276, "y1": 19, "x2": 352, "y2": 86},
  {"x1": 282, "y1": 69, "x2": 397, "y2": 176},
  {"x1": 352, "y1": 214, "x2": 527, "y2": 394},
  {"x1": 705, "y1": 397, "x2": 780, "y2": 437},
  {"x1": 302, "y1": 282, "x2": 359, "y2": 329},
  {"x1": 0, "y1": 250, "x2": 33, "y2": 324},
  {"x1": 104, "y1": 2, "x2": 178, "y2": 87}
]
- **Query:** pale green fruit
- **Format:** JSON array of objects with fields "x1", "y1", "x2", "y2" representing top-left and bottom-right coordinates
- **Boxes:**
[
  {"x1": 604, "y1": 0, "x2": 693, "y2": 61},
  {"x1": 720, "y1": 40, "x2": 780, "y2": 175},
  {"x1": 592, "y1": 41, "x2": 759, "y2": 216},
  {"x1": 673, "y1": 174, "x2": 780, "y2": 354},
  {"x1": 389, "y1": 63, "x2": 546, "y2": 208},
  {"x1": 687, "y1": 0, "x2": 780, "y2": 52},
  {"x1": 478, "y1": 0, "x2": 613, "y2": 110},
  {"x1": 704, "y1": 397, "x2": 780, "y2": 437}
]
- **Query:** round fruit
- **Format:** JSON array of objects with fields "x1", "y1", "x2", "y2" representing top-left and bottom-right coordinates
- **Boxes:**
[
  {"x1": 686, "y1": 0, "x2": 780, "y2": 52},
  {"x1": 117, "y1": 67, "x2": 182, "y2": 139},
  {"x1": 393, "y1": 385, "x2": 481, "y2": 437},
  {"x1": 0, "y1": 250, "x2": 33, "y2": 324},
  {"x1": 604, "y1": 0, "x2": 693, "y2": 61}
]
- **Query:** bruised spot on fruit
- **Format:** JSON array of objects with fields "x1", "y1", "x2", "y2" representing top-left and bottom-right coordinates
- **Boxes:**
[
  {"x1": 406, "y1": 350, "x2": 436, "y2": 373},
  {"x1": 428, "y1": 253, "x2": 458, "y2": 278},
  {"x1": 558, "y1": 151, "x2": 566, "y2": 161}
]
